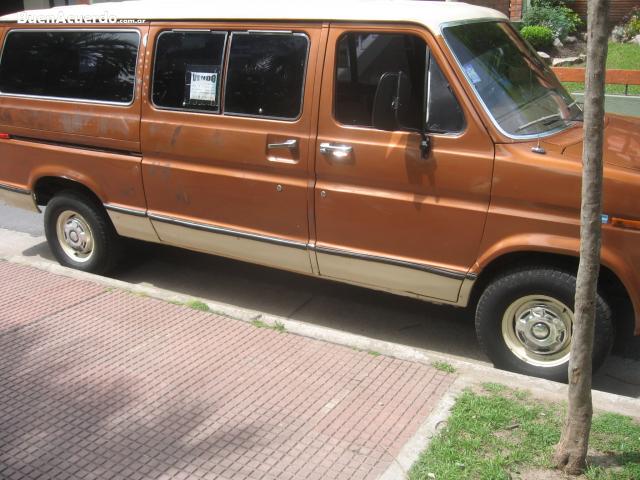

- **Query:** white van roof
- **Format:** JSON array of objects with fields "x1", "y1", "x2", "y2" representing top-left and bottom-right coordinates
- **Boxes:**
[{"x1": 0, "y1": 0, "x2": 507, "y2": 34}]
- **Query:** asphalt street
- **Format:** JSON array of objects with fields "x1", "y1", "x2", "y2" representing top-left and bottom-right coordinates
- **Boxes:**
[{"x1": 1, "y1": 200, "x2": 639, "y2": 398}]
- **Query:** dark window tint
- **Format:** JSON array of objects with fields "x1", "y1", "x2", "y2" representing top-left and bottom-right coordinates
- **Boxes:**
[
  {"x1": 426, "y1": 56, "x2": 465, "y2": 133},
  {"x1": 0, "y1": 30, "x2": 139, "y2": 103},
  {"x1": 335, "y1": 33, "x2": 426, "y2": 131},
  {"x1": 224, "y1": 33, "x2": 308, "y2": 119},
  {"x1": 152, "y1": 31, "x2": 226, "y2": 112}
]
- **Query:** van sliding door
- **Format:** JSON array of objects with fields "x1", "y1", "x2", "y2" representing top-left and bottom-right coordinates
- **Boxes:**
[{"x1": 141, "y1": 23, "x2": 323, "y2": 274}]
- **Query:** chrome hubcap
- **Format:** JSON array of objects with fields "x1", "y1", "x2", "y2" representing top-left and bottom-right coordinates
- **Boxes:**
[
  {"x1": 502, "y1": 295, "x2": 573, "y2": 368},
  {"x1": 56, "y1": 210, "x2": 94, "y2": 263}
]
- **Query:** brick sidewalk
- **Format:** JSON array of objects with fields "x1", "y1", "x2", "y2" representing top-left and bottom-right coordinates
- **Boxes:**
[{"x1": 0, "y1": 261, "x2": 454, "y2": 480}]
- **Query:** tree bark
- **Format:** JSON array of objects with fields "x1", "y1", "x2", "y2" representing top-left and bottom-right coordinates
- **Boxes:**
[{"x1": 553, "y1": 0, "x2": 609, "y2": 475}]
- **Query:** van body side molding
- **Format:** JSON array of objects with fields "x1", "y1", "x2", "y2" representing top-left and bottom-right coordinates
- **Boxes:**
[
  {"x1": 313, "y1": 245, "x2": 468, "y2": 281},
  {"x1": 147, "y1": 212, "x2": 308, "y2": 250},
  {"x1": 104, "y1": 204, "x2": 147, "y2": 217},
  {"x1": 107, "y1": 207, "x2": 474, "y2": 303},
  {"x1": 0, "y1": 182, "x2": 30, "y2": 196}
]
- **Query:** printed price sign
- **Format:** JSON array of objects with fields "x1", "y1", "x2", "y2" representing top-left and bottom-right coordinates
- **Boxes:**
[
  {"x1": 184, "y1": 65, "x2": 220, "y2": 109},
  {"x1": 189, "y1": 71, "x2": 218, "y2": 103}
]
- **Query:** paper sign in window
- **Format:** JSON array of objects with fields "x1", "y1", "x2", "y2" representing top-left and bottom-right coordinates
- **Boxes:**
[
  {"x1": 184, "y1": 65, "x2": 220, "y2": 109},
  {"x1": 189, "y1": 72, "x2": 217, "y2": 103}
]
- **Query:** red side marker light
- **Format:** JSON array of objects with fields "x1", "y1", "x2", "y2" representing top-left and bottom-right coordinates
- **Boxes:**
[{"x1": 0, "y1": 133, "x2": 10, "y2": 140}]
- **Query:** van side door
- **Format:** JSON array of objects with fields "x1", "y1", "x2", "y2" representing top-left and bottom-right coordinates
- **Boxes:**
[
  {"x1": 141, "y1": 23, "x2": 322, "y2": 274},
  {"x1": 313, "y1": 24, "x2": 495, "y2": 303}
]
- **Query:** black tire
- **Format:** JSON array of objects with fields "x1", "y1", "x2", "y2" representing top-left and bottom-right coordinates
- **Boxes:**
[
  {"x1": 475, "y1": 267, "x2": 614, "y2": 383},
  {"x1": 44, "y1": 190, "x2": 123, "y2": 275}
]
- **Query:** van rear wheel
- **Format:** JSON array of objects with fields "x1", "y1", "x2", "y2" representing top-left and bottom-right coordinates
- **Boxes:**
[
  {"x1": 44, "y1": 191, "x2": 123, "y2": 275},
  {"x1": 475, "y1": 267, "x2": 613, "y2": 383}
]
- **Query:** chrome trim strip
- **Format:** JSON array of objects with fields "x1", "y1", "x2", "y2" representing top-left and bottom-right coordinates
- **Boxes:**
[
  {"x1": 313, "y1": 245, "x2": 468, "y2": 281},
  {"x1": 0, "y1": 182, "x2": 30, "y2": 196},
  {"x1": 439, "y1": 18, "x2": 576, "y2": 141},
  {"x1": 104, "y1": 204, "x2": 147, "y2": 217},
  {"x1": 0, "y1": 29, "x2": 142, "y2": 107},
  {"x1": 147, "y1": 213, "x2": 308, "y2": 250},
  {"x1": 246, "y1": 30, "x2": 294, "y2": 34},
  {"x1": 0, "y1": 92, "x2": 137, "y2": 108}
]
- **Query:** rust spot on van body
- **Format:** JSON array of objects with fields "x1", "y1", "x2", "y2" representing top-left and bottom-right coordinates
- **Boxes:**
[
  {"x1": 170, "y1": 126, "x2": 182, "y2": 147},
  {"x1": 60, "y1": 113, "x2": 93, "y2": 134}
]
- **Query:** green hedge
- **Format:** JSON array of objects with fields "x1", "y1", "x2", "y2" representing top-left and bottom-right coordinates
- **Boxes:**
[{"x1": 521, "y1": 25, "x2": 555, "y2": 51}]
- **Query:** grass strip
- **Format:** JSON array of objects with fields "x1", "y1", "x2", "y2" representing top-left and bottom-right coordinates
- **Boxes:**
[{"x1": 410, "y1": 383, "x2": 640, "y2": 479}]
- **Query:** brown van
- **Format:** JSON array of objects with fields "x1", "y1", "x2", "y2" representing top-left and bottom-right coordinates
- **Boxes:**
[{"x1": 0, "y1": 0, "x2": 638, "y2": 382}]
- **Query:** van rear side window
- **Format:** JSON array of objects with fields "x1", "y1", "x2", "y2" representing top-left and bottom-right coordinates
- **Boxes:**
[
  {"x1": 0, "y1": 30, "x2": 139, "y2": 104},
  {"x1": 224, "y1": 33, "x2": 309, "y2": 120}
]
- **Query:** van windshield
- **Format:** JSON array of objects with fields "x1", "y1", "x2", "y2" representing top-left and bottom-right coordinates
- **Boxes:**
[{"x1": 442, "y1": 21, "x2": 582, "y2": 137}]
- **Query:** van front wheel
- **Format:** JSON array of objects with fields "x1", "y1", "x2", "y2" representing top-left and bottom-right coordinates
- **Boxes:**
[
  {"x1": 475, "y1": 268, "x2": 613, "y2": 383},
  {"x1": 44, "y1": 191, "x2": 123, "y2": 275}
]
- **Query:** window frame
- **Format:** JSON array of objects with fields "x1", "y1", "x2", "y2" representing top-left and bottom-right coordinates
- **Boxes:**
[
  {"x1": 0, "y1": 28, "x2": 142, "y2": 107},
  {"x1": 441, "y1": 18, "x2": 574, "y2": 140},
  {"x1": 222, "y1": 30, "x2": 311, "y2": 122},
  {"x1": 150, "y1": 29, "x2": 229, "y2": 115}
]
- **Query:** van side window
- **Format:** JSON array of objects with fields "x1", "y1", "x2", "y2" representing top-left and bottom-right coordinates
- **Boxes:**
[
  {"x1": 224, "y1": 33, "x2": 309, "y2": 120},
  {"x1": 0, "y1": 30, "x2": 139, "y2": 104},
  {"x1": 334, "y1": 33, "x2": 426, "y2": 131},
  {"x1": 426, "y1": 55, "x2": 465, "y2": 133},
  {"x1": 152, "y1": 31, "x2": 227, "y2": 112}
]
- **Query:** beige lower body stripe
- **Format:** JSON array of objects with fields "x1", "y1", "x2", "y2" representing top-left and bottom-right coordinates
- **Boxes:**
[
  {"x1": 315, "y1": 248, "x2": 464, "y2": 303},
  {"x1": 105, "y1": 207, "x2": 474, "y2": 306},
  {"x1": 0, "y1": 183, "x2": 40, "y2": 213},
  {"x1": 149, "y1": 214, "x2": 314, "y2": 275}
]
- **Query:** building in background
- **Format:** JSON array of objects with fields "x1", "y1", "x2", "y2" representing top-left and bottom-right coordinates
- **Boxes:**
[{"x1": 569, "y1": 0, "x2": 640, "y2": 25}]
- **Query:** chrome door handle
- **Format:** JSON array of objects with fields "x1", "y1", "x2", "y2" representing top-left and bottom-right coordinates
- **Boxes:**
[
  {"x1": 319, "y1": 142, "x2": 353, "y2": 159},
  {"x1": 267, "y1": 139, "x2": 298, "y2": 150}
]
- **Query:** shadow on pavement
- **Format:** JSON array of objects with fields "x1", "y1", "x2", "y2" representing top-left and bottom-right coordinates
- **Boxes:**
[
  {"x1": 0, "y1": 301, "x2": 288, "y2": 479},
  {"x1": 115, "y1": 241, "x2": 484, "y2": 361},
  {"x1": 19, "y1": 239, "x2": 640, "y2": 398},
  {"x1": 22, "y1": 242, "x2": 55, "y2": 261}
]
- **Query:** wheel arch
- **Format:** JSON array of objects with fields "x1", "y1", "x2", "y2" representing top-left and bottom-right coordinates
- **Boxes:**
[
  {"x1": 470, "y1": 249, "x2": 635, "y2": 351},
  {"x1": 32, "y1": 175, "x2": 104, "y2": 209}
]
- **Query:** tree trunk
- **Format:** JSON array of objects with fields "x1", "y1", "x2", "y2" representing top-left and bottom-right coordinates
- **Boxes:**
[{"x1": 553, "y1": 0, "x2": 609, "y2": 475}]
